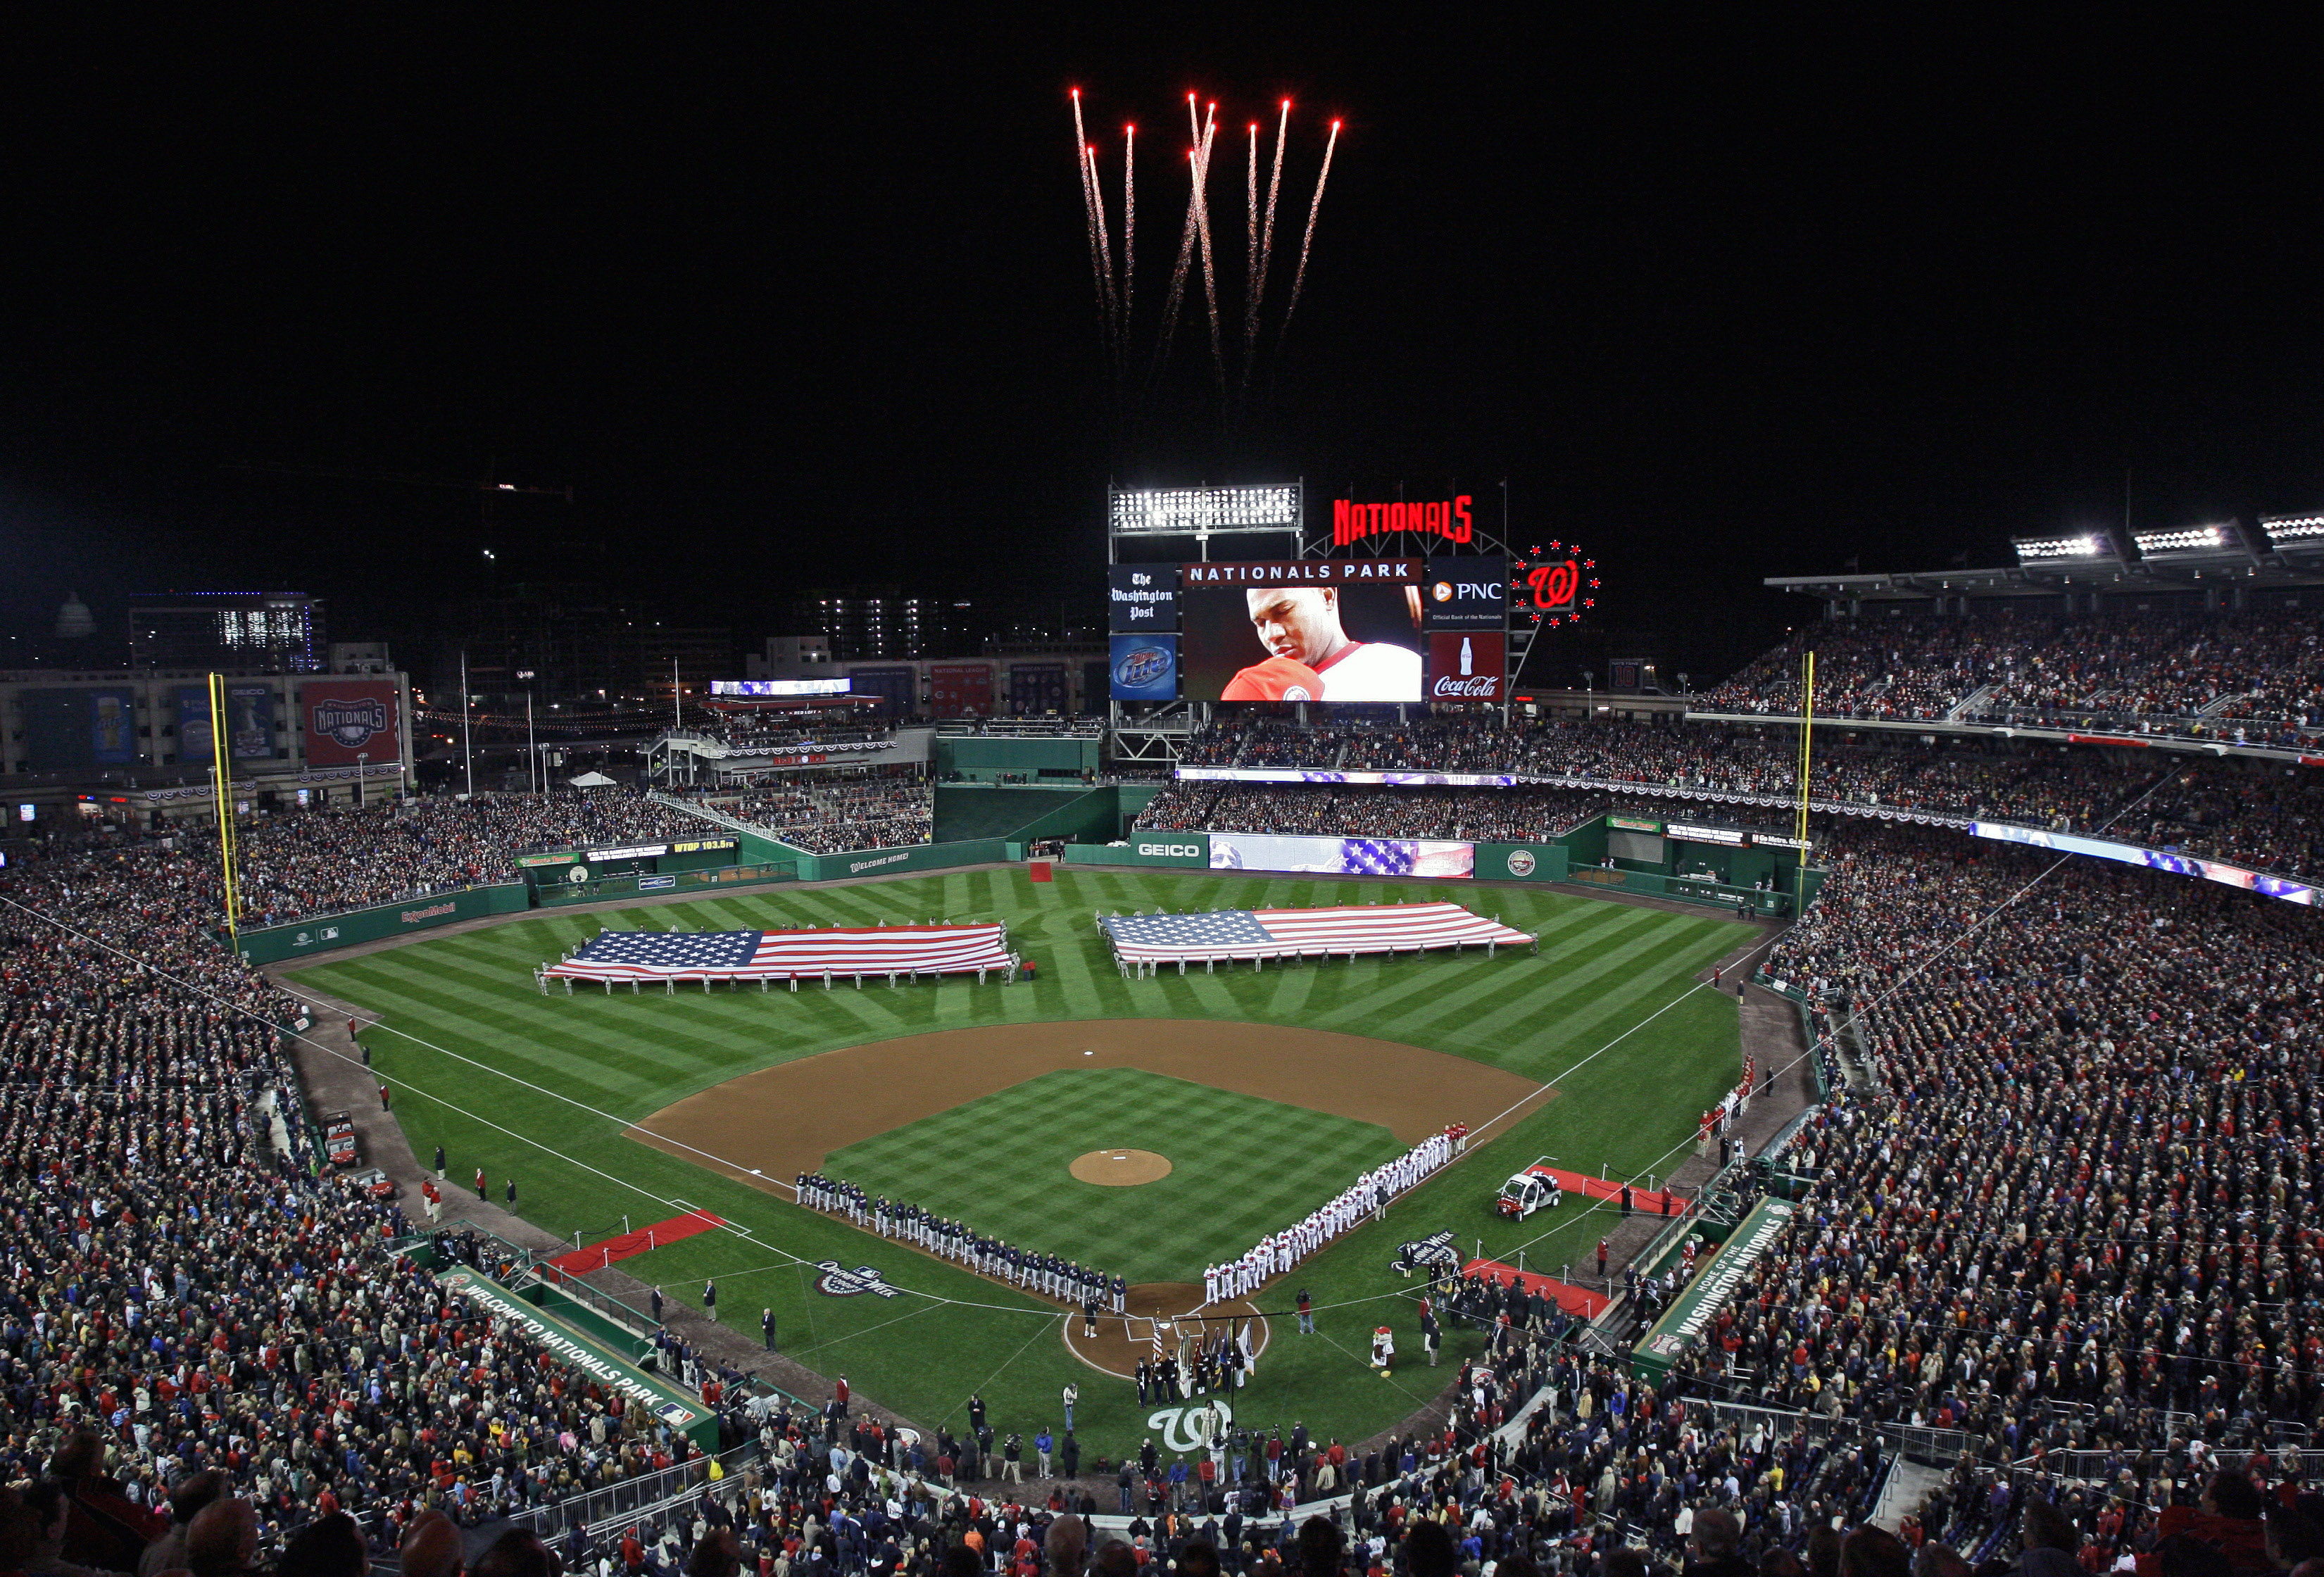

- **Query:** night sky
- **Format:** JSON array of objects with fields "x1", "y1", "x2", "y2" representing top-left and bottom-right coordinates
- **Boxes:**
[{"x1": 4, "y1": 15, "x2": 2320, "y2": 684}]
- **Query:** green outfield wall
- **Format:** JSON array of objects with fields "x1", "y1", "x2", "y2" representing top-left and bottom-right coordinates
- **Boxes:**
[
  {"x1": 1061, "y1": 834, "x2": 1210, "y2": 869},
  {"x1": 936, "y1": 735, "x2": 1100, "y2": 781},
  {"x1": 235, "y1": 883, "x2": 533, "y2": 964},
  {"x1": 532, "y1": 860, "x2": 797, "y2": 907},
  {"x1": 932, "y1": 784, "x2": 1091, "y2": 843},
  {"x1": 789, "y1": 838, "x2": 1013, "y2": 883},
  {"x1": 1472, "y1": 842, "x2": 1571, "y2": 883}
]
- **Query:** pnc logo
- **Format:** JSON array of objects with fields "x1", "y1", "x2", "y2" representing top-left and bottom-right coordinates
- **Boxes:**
[
  {"x1": 1137, "y1": 843, "x2": 1200, "y2": 858},
  {"x1": 1431, "y1": 579, "x2": 1505, "y2": 605}
]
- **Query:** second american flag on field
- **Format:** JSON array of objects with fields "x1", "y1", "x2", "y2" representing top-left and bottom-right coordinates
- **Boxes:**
[{"x1": 1098, "y1": 900, "x2": 1531, "y2": 966}]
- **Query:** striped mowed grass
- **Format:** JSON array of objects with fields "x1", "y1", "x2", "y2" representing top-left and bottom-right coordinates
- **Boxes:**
[
  {"x1": 295, "y1": 867, "x2": 1751, "y2": 1451},
  {"x1": 827, "y1": 1068, "x2": 1407, "y2": 1283}
]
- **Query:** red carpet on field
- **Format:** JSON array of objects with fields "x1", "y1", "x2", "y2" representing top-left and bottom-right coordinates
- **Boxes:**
[
  {"x1": 544, "y1": 1210, "x2": 725, "y2": 1276},
  {"x1": 1535, "y1": 1167, "x2": 1681, "y2": 1217},
  {"x1": 1462, "y1": 1258, "x2": 1609, "y2": 1319}
]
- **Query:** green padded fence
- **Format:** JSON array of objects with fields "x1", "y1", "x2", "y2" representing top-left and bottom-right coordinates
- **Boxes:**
[{"x1": 236, "y1": 883, "x2": 532, "y2": 963}]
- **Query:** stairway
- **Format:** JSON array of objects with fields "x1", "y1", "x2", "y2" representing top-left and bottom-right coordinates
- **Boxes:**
[
  {"x1": 1866, "y1": 1455, "x2": 1949, "y2": 1533},
  {"x1": 1944, "y1": 683, "x2": 1997, "y2": 722}
]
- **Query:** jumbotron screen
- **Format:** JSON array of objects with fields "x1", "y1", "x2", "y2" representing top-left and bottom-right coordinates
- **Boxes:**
[{"x1": 1179, "y1": 560, "x2": 1428, "y2": 703}]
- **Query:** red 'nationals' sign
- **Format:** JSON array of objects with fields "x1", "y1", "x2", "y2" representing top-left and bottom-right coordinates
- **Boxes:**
[{"x1": 1333, "y1": 496, "x2": 1473, "y2": 548}]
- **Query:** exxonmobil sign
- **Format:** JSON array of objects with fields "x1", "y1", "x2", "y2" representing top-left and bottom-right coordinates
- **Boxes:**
[{"x1": 1333, "y1": 495, "x2": 1472, "y2": 548}]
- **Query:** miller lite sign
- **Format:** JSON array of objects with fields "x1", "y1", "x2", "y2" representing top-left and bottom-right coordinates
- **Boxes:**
[{"x1": 299, "y1": 679, "x2": 401, "y2": 766}]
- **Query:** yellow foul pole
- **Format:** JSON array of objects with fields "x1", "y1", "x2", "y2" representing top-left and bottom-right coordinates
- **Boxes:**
[
  {"x1": 1794, "y1": 651, "x2": 1816, "y2": 865},
  {"x1": 208, "y1": 673, "x2": 241, "y2": 949}
]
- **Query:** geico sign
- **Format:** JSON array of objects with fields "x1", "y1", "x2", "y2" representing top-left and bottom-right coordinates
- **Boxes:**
[{"x1": 1138, "y1": 843, "x2": 1200, "y2": 858}]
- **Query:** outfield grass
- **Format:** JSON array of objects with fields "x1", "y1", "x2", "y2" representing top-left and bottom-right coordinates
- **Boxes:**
[
  {"x1": 828, "y1": 1067, "x2": 1405, "y2": 1283},
  {"x1": 294, "y1": 867, "x2": 1751, "y2": 1455}
]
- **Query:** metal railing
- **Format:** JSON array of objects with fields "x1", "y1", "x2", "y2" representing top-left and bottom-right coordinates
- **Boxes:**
[{"x1": 482, "y1": 1440, "x2": 764, "y2": 1548}]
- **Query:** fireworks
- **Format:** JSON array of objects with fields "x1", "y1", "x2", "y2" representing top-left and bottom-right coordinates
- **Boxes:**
[
  {"x1": 1067, "y1": 87, "x2": 1345, "y2": 425},
  {"x1": 1250, "y1": 100, "x2": 1288, "y2": 378},
  {"x1": 1280, "y1": 118, "x2": 1340, "y2": 346},
  {"x1": 1069, "y1": 92, "x2": 1112, "y2": 360}
]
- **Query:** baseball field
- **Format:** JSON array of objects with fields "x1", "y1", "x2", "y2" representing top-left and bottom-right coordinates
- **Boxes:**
[{"x1": 292, "y1": 865, "x2": 1752, "y2": 1455}]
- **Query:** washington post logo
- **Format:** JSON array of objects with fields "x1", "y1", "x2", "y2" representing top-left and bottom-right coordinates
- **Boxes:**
[{"x1": 314, "y1": 696, "x2": 389, "y2": 750}]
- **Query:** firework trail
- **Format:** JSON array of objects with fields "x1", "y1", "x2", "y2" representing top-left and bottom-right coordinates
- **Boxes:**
[
  {"x1": 1070, "y1": 91, "x2": 1112, "y2": 358},
  {"x1": 1121, "y1": 123, "x2": 1134, "y2": 348},
  {"x1": 1148, "y1": 95, "x2": 1209, "y2": 386},
  {"x1": 1280, "y1": 116, "x2": 1340, "y2": 344},
  {"x1": 1244, "y1": 123, "x2": 1260, "y2": 360},
  {"x1": 1189, "y1": 99, "x2": 1224, "y2": 389},
  {"x1": 1256, "y1": 104, "x2": 1287, "y2": 338},
  {"x1": 1085, "y1": 141, "x2": 1119, "y2": 369},
  {"x1": 1149, "y1": 150, "x2": 1202, "y2": 386}
]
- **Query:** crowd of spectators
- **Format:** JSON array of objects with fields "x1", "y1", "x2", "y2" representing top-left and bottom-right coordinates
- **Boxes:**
[
  {"x1": 1137, "y1": 784, "x2": 1614, "y2": 845},
  {"x1": 1157, "y1": 718, "x2": 2324, "y2": 881},
  {"x1": 1744, "y1": 822, "x2": 2324, "y2": 1520},
  {"x1": 730, "y1": 779, "x2": 933, "y2": 854},
  {"x1": 215, "y1": 791, "x2": 702, "y2": 927},
  {"x1": 1699, "y1": 609, "x2": 2324, "y2": 744},
  {"x1": 684, "y1": 714, "x2": 888, "y2": 757},
  {"x1": 0, "y1": 836, "x2": 705, "y2": 1565},
  {"x1": 15, "y1": 705, "x2": 2324, "y2": 1577}
]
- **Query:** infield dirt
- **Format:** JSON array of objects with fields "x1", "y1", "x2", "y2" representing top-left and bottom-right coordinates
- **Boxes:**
[{"x1": 627, "y1": 1018, "x2": 1550, "y2": 1198}]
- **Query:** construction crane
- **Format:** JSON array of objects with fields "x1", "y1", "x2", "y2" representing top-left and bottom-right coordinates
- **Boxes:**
[{"x1": 221, "y1": 459, "x2": 572, "y2": 503}]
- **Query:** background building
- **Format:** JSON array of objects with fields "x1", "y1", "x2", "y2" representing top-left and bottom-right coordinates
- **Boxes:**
[{"x1": 130, "y1": 592, "x2": 326, "y2": 672}]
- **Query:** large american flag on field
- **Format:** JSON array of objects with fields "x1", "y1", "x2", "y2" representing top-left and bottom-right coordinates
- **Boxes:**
[
  {"x1": 1099, "y1": 900, "x2": 1531, "y2": 965},
  {"x1": 544, "y1": 923, "x2": 1013, "y2": 983}
]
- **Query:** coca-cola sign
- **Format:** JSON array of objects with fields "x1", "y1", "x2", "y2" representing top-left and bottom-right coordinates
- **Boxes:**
[{"x1": 1427, "y1": 632, "x2": 1505, "y2": 703}]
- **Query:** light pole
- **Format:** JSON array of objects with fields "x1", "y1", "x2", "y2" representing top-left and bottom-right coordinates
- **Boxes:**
[{"x1": 459, "y1": 650, "x2": 474, "y2": 797}]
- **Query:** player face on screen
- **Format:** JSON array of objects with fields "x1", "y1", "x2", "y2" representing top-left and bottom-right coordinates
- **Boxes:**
[{"x1": 1247, "y1": 587, "x2": 1350, "y2": 669}]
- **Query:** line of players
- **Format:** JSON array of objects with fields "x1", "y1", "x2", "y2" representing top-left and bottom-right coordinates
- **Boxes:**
[
  {"x1": 796, "y1": 1171, "x2": 1126, "y2": 1311},
  {"x1": 1199, "y1": 1125, "x2": 1464, "y2": 1308}
]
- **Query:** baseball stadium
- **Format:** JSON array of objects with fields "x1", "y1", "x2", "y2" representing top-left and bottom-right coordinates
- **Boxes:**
[
  {"x1": 13, "y1": 487, "x2": 2324, "y2": 1577},
  {"x1": 17, "y1": 27, "x2": 2324, "y2": 1577}
]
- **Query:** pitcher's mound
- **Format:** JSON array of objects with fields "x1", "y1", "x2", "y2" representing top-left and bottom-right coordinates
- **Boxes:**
[{"x1": 1071, "y1": 1148, "x2": 1172, "y2": 1186}]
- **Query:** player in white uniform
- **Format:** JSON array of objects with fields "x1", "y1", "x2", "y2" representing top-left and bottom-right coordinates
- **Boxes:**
[{"x1": 1236, "y1": 586, "x2": 1423, "y2": 704}]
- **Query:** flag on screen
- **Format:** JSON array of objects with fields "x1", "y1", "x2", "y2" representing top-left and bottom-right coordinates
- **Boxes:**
[
  {"x1": 1098, "y1": 900, "x2": 1528, "y2": 965},
  {"x1": 544, "y1": 923, "x2": 1012, "y2": 983}
]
